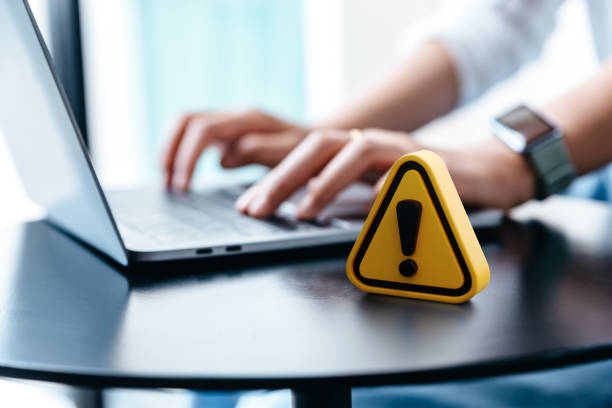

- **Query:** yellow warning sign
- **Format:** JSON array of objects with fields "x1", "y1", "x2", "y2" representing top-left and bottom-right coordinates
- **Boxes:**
[{"x1": 346, "y1": 150, "x2": 489, "y2": 303}]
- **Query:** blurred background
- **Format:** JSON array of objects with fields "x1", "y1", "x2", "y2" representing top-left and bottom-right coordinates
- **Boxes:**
[{"x1": 0, "y1": 0, "x2": 598, "y2": 226}]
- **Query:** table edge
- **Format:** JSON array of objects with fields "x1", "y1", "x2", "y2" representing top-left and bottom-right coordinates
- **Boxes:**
[{"x1": 1, "y1": 345, "x2": 610, "y2": 391}]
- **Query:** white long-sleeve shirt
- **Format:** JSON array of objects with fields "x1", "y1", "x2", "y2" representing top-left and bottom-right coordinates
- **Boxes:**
[
  {"x1": 406, "y1": 0, "x2": 612, "y2": 200},
  {"x1": 416, "y1": 0, "x2": 612, "y2": 104}
]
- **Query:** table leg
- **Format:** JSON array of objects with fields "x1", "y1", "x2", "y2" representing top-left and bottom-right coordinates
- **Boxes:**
[
  {"x1": 71, "y1": 387, "x2": 104, "y2": 408},
  {"x1": 292, "y1": 386, "x2": 351, "y2": 408}
]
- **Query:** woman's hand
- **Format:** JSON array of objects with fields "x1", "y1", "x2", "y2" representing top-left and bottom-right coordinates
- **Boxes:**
[
  {"x1": 162, "y1": 109, "x2": 308, "y2": 191},
  {"x1": 235, "y1": 128, "x2": 537, "y2": 220},
  {"x1": 235, "y1": 128, "x2": 417, "y2": 219}
]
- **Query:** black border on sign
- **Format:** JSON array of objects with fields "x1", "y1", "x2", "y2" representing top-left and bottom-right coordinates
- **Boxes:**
[{"x1": 353, "y1": 161, "x2": 472, "y2": 296}]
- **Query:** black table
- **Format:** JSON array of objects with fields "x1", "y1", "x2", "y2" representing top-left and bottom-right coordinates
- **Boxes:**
[{"x1": 0, "y1": 196, "x2": 612, "y2": 408}]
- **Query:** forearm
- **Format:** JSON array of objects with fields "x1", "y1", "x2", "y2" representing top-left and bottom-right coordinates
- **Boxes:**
[
  {"x1": 319, "y1": 40, "x2": 459, "y2": 132},
  {"x1": 434, "y1": 58, "x2": 612, "y2": 210},
  {"x1": 543, "y1": 57, "x2": 612, "y2": 175}
]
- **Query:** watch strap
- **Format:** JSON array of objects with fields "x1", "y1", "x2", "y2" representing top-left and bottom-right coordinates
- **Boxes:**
[{"x1": 526, "y1": 134, "x2": 577, "y2": 199}]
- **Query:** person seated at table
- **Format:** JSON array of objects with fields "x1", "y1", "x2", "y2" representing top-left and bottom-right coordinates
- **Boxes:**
[
  {"x1": 163, "y1": 0, "x2": 612, "y2": 406},
  {"x1": 163, "y1": 4, "x2": 612, "y2": 220}
]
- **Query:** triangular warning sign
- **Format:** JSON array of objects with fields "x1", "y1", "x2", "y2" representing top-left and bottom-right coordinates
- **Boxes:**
[{"x1": 346, "y1": 150, "x2": 489, "y2": 303}]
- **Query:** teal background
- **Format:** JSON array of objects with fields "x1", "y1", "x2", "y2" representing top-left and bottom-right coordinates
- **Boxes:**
[{"x1": 137, "y1": 0, "x2": 306, "y2": 184}]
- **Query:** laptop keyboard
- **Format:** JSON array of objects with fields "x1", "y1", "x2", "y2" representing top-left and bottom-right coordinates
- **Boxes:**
[{"x1": 108, "y1": 187, "x2": 327, "y2": 244}]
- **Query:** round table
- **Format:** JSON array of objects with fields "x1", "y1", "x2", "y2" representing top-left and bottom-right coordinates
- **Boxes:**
[{"x1": 0, "y1": 196, "x2": 611, "y2": 407}]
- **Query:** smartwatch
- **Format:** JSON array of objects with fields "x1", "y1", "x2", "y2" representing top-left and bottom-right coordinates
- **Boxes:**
[{"x1": 491, "y1": 105, "x2": 576, "y2": 200}]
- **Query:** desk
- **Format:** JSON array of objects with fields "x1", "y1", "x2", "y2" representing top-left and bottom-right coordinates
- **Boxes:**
[{"x1": 0, "y1": 197, "x2": 611, "y2": 408}]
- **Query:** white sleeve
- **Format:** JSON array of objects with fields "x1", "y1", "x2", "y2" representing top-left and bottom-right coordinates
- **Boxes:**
[{"x1": 398, "y1": 0, "x2": 566, "y2": 105}]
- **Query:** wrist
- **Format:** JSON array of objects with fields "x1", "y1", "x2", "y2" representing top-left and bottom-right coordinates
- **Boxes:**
[
  {"x1": 431, "y1": 139, "x2": 536, "y2": 210},
  {"x1": 476, "y1": 138, "x2": 536, "y2": 209}
]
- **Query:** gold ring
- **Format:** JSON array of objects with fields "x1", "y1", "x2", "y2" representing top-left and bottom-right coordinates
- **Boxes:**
[{"x1": 349, "y1": 129, "x2": 363, "y2": 141}]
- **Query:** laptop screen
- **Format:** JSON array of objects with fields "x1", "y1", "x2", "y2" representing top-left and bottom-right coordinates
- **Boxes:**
[{"x1": 0, "y1": 1, "x2": 127, "y2": 265}]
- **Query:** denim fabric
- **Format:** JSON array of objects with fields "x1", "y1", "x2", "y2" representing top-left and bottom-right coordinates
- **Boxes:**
[
  {"x1": 565, "y1": 164, "x2": 612, "y2": 203},
  {"x1": 209, "y1": 359, "x2": 612, "y2": 408},
  {"x1": 192, "y1": 391, "x2": 242, "y2": 408}
]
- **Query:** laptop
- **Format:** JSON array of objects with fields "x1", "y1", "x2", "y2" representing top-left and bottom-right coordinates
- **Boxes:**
[
  {"x1": 0, "y1": 0, "x2": 374, "y2": 266},
  {"x1": 0, "y1": 1, "x2": 499, "y2": 267}
]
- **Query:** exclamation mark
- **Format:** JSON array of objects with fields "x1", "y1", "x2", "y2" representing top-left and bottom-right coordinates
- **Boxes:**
[{"x1": 396, "y1": 200, "x2": 422, "y2": 277}]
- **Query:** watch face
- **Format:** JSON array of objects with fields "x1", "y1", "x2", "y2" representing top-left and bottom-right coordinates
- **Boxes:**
[{"x1": 496, "y1": 105, "x2": 554, "y2": 144}]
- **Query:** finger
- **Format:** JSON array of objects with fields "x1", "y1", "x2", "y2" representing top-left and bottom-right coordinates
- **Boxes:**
[
  {"x1": 373, "y1": 170, "x2": 390, "y2": 195},
  {"x1": 221, "y1": 129, "x2": 303, "y2": 169},
  {"x1": 243, "y1": 130, "x2": 348, "y2": 218},
  {"x1": 215, "y1": 139, "x2": 231, "y2": 165},
  {"x1": 171, "y1": 119, "x2": 220, "y2": 191},
  {"x1": 171, "y1": 115, "x2": 254, "y2": 191},
  {"x1": 220, "y1": 133, "x2": 277, "y2": 169},
  {"x1": 296, "y1": 139, "x2": 375, "y2": 219},
  {"x1": 162, "y1": 114, "x2": 193, "y2": 189},
  {"x1": 172, "y1": 111, "x2": 289, "y2": 191},
  {"x1": 365, "y1": 171, "x2": 390, "y2": 212},
  {"x1": 235, "y1": 183, "x2": 261, "y2": 213}
]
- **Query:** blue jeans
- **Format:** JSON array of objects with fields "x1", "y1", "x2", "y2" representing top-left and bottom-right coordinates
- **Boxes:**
[{"x1": 194, "y1": 359, "x2": 612, "y2": 407}]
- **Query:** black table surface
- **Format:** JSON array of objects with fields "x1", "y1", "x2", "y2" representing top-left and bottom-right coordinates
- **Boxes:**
[{"x1": 0, "y1": 196, "x2": 611, "y2": 391}]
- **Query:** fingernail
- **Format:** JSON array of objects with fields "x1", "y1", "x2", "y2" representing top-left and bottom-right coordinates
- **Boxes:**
[
  {"x1": 249, "y1": 194, "x2": 270, "y2": 217},
  {"x1": 235, "y1": 193, "x2": 250, "y2": 212},
  {"x1": 307, "y1": 177, "x2": 320, "y2": 192},
  {"x1": 179, "y1": 174, "x2": 190, "y2": 192},
  {"x1": 171, "y1": 171, "x2": 183, "y2": 190},
  {"x1": 297, "y1": 195, "x2": 317, "y2": 219},
  {"x1": 170, "y1": 174, "x2": 180, "y2": 192}
]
